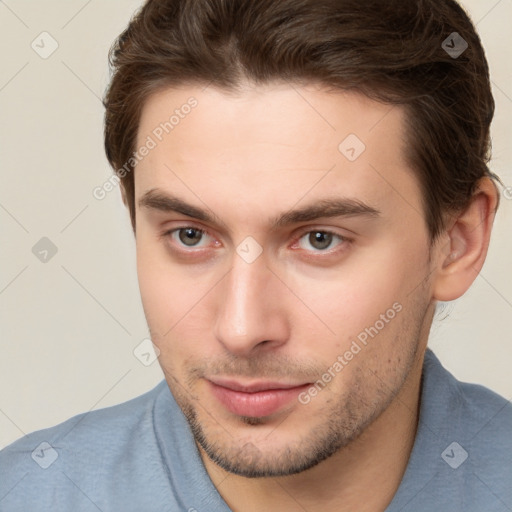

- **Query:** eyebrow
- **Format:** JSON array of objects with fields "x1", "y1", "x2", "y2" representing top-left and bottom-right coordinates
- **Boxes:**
[{"x1": 138, "y1": 188, "x2": 381, "y2": 229}]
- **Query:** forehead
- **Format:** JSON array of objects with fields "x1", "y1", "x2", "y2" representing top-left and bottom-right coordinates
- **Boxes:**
[
  {"x1": 137, "y1": 82, "x2": 403, "y2": 156},
  {"x1": 134, "y1": 83, "x2": 422, "y2": 230}
]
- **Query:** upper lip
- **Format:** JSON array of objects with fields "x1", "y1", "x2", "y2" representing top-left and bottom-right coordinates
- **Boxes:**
[{"x1": 207, "y1": 378, "x2": 310, "y2": 393}]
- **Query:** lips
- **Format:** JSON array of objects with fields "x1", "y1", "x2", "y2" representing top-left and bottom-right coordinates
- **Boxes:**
[{"x1": 207, "y1": 378, "x2": 311, "y2": 418}]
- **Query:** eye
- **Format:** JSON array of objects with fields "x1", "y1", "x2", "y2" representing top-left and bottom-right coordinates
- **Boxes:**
[
  {"x1": 296, "y1": 230, "x2": 347, "y2": 252},
  {"x1": 164, "y1": 227, "x2": 213, "y2": 248}
]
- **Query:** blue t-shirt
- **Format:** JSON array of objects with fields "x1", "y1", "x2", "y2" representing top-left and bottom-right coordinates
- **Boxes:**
[{"x1": 1, "y1": 349, "x2": 511, "y2": 511}]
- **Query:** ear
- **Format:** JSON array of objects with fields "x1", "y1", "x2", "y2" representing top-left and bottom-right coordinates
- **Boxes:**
[{"x1": 432, "y1": 177, "x2": 499, "y2": 302}]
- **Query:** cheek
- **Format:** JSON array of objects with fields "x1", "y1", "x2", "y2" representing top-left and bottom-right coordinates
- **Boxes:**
[
  {"x1": 136, "y1": 254, "x2": 191, "y2": 375},
  {"x1": 303, "y1": 244, "x2": 426, "y2": 348},
  {"x1": 136, "y1": 236, "x2": 178, "y2": 333},
  {"x1": 135, "y1": 236, "x2": 219, "y2": 364},
  {"x1": 300, "y1": 250, "x2": 404, "y2": 320}
]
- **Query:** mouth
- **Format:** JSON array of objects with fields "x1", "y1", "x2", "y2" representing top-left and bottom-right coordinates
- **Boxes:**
[{"x1": 207, "y1": 378, "x2": 312, "y2": 418}]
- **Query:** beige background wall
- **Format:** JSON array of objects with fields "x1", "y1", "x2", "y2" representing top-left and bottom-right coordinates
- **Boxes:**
[{"x1": 1, "y1": 0, "x2": 511, "y2": 449}]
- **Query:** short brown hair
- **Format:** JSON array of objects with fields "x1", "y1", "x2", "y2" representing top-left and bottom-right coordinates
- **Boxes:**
[{"x1": 103, "y1": 0, "x2": 499, "y2": 240}]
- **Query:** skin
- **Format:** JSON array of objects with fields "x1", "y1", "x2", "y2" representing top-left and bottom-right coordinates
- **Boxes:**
[{"x1": 131, "y1": 82, "x2": 497, "y2": 511}]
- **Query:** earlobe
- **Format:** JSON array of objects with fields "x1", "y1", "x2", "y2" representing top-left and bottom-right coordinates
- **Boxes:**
[{"x1": 433, "y1": 177, "x2": 498, "y2": 302}]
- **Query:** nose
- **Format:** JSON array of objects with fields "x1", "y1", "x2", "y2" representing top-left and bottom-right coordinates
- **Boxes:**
[{"x1": 213, "y1": 252, "x2": 290, "y2": 357}]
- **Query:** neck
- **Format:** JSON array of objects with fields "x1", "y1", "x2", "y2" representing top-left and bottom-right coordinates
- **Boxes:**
[{"x1": 200, "y1": 350, "x2": 425, "y2": 512}]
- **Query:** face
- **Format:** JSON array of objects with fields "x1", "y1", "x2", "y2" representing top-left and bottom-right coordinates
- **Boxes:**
[{"x1": 134, "y1": 82, "x2": 436, "y2": 477}]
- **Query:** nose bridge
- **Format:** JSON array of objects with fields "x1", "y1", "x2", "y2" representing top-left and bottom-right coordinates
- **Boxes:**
[{"x1": 213, "y1": 253, "x2": 287, "y2": 354}]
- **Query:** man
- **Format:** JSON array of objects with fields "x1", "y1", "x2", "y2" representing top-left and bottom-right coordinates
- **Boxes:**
[{"x1": 1, "y1": 0, "x2": 510, "y2": 510}]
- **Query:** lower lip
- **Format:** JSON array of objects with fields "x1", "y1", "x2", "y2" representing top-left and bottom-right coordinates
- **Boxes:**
[{"x1": 208, "y1": 381, "x2": 311, "y2": 418}]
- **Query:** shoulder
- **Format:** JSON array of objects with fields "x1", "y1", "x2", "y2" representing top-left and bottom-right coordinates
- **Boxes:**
[
  {"x1": 1, "y1": 380, "x2": 167, "y2": 458},
  {"x1": 450, "y1": 365, "x2": 512, "y2": 507},
  {"x1": 0, "y1": 380, "x2": 172, "y2": 511},
  {"x1": 402, "y1": 349, "x2": 512, "y2": 511},
  {"x1": 423, "y1": 349, "x2": 512, "y2": 438}
]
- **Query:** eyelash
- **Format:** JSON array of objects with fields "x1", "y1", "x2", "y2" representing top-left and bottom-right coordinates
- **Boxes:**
[{"x1": 160, "y1": 225, "x2": 351, "y2": 258}]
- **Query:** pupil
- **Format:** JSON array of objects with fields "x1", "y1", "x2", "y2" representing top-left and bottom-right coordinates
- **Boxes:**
[
  {"x1": 180, "y1": 228, "x2": 201, "y2": 246},
  {"x1": 310, "y1": 231, "x2": 332, "y2": 250}
]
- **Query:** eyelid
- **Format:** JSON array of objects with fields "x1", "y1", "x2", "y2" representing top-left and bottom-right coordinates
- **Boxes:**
[
  {"x1": 159, "y1": 224, "x2": 216, "y2": 249},
  {"x1": 161, "y1": 223, "x2": 352, "y2": 254},
  {"x1": 293, "y1": 226, "x2": 351, "y2": 239},
  {"x1": 291, "y1": 227, "x2": 351, "y2": 252}
]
